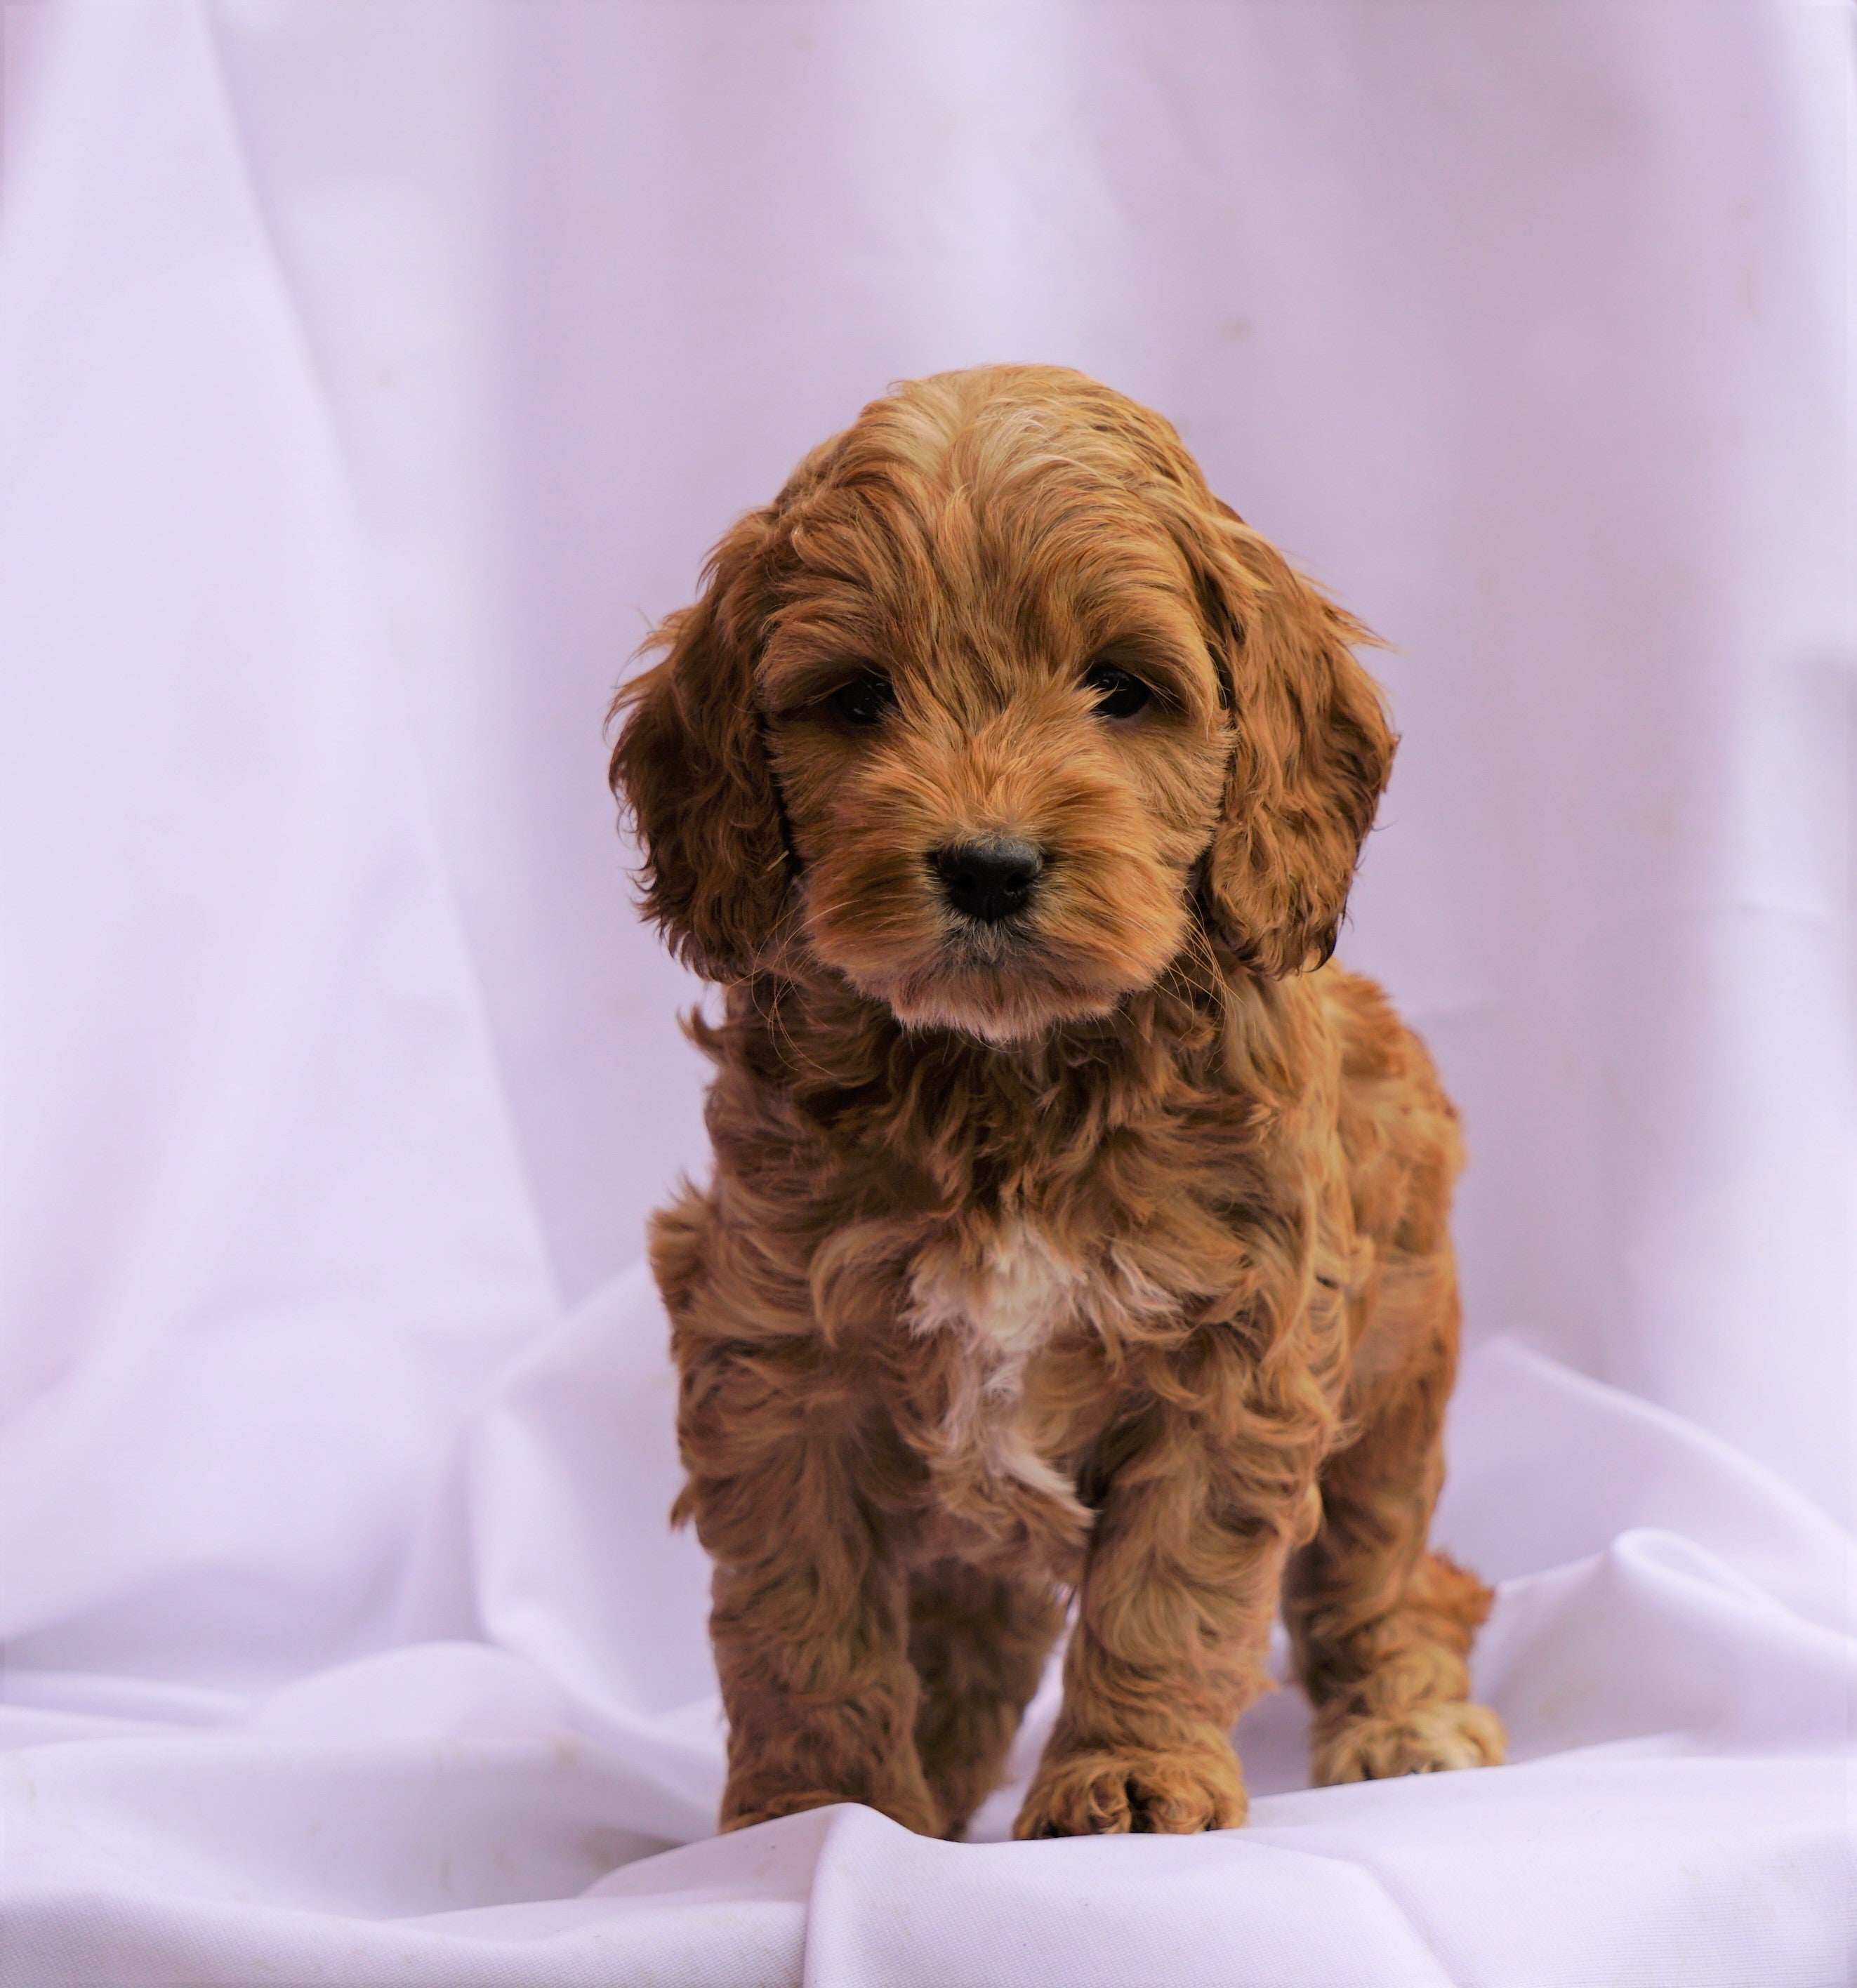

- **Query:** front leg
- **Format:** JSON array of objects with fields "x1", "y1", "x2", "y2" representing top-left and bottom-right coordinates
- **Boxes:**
[
  {"x1": 1015, "y1": 1366, "x2": 1326, "y2": 1838},
  {"x1": 680, "y1": 1339, "x2": 939, "y2": 1836}
]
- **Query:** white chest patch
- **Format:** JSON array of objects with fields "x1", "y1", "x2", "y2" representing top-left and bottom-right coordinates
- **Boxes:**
[{"x1": 905, "y1": 1220, "x2": 1085, "y2": 1502}]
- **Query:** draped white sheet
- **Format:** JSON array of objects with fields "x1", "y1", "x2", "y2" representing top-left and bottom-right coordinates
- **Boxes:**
[{"x1": 2, "y1": 4, "x2": 1851, "y2": 1982}]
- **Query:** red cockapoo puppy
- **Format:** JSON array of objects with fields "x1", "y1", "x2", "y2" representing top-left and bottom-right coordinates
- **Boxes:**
[{"x1": 609, "y1": 365, "x2": 1505, "y2": 1840}]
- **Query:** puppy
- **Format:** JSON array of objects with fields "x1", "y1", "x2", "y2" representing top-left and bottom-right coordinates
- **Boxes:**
[{"x1": 609, "y1": 365, "x2": 1505, "y2": 1840}]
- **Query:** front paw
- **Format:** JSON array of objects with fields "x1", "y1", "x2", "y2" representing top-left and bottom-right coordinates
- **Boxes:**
[
  {"x1": 1311, "y1": 1699, "x2": 1506, "y2": 1784},
  {"x1": 720, "y1": 1783, "x2": 843, "y2": 1833},
  {"x1": 721, "y1": 1772, "x2": 941, "y2": 1837},
  {"x1": 1013, "y1": 1735, "x2": 1248, "y2": 1838}
]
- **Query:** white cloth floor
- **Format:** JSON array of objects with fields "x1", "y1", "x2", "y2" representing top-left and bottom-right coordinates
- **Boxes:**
[
  {"x1": 6, "y1": 1277, "x2": 1853, "y2": 1985},
  {"x1": 2, "y1": 5, "x2": 1852, "y2": 1984}
]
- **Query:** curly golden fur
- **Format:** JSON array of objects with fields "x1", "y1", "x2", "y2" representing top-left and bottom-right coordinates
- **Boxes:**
[{"x1": 609, "y1": 365, "x2": 1505, "y2": 1839}]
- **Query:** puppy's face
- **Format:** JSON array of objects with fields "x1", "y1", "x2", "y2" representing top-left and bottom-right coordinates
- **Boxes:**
[
  {"x1": 760, "y1": 485, "x2": 1229, "y2": 1042},
  {"x1": 610, "y1": 367, "x2": 1394, "y2": 1034}
]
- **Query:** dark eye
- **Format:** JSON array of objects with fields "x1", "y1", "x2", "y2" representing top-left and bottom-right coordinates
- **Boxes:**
[
  {"x1": 828, "y1": 673, "x2": 896, "y2": 727},
  {"x1": 1083, "y1": 661, "x2": 1152, "y2": 719}
]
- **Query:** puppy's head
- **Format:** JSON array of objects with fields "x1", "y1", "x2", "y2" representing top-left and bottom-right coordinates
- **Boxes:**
[{"x1": 611, "y1": 366, "x2": 1393, "y2": 1042}]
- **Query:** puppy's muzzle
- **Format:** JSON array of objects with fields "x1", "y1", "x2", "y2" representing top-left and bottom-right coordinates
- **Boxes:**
[{"x1": 930, "y1": 837, "x2": 1044, "y2": 925}]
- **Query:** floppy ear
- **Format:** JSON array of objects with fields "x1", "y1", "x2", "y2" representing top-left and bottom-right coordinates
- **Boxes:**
[
  {"x1": 608, "y1": 507, "x2": 789, "y2": 982},
  {"x1": 1177, "y1": 497, "x2": 1396, "y2": 977}
]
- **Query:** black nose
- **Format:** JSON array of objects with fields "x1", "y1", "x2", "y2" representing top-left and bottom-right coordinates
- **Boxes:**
[{"x1": 930, "y1": 838, "x2": 1045, "y2": 925}]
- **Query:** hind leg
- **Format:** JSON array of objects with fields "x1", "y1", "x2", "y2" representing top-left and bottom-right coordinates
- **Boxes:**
[
  {"x1": 908, "y1": 1558, "x2": 1064, "y2": 1838},
  {"x1": 1286, "y1": 1296, "x2": 1505, "y2": 1784}
]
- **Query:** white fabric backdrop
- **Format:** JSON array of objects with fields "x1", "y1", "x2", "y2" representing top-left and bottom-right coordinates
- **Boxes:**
[{"x1": 1, "y1": 3, "x2": 1852, "y2": 1982}]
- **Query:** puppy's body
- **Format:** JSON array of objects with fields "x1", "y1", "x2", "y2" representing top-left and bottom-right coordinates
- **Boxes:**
[{"x1": 614, "y1": 366, "x2": 1504, "y2": 1838}]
